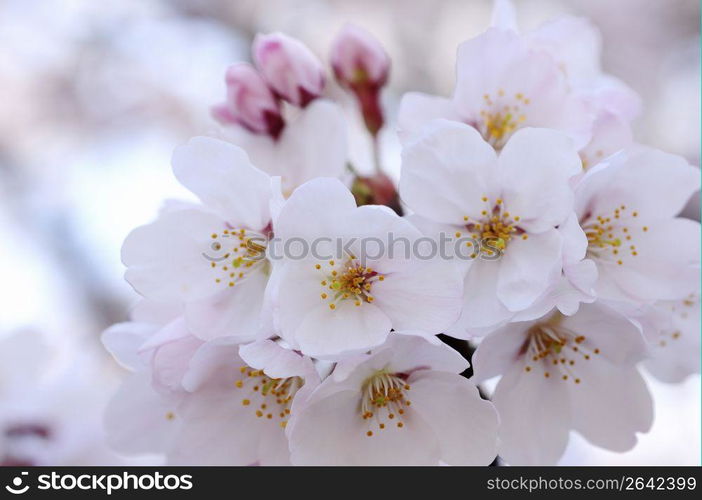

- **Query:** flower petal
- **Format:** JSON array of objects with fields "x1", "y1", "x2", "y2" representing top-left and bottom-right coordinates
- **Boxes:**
[
  {"x1": 408, "y1": 370, "x2": 499, "y2": 465},
  {"x1": 399, "y1": 120, "x2": 497, "y2": 225},
  {"x1": 172, "y1": 136, "x2": 272, "y2": 229},
  {"x1": 498, "y1": 128, "x2": 581, "y2": 233}
]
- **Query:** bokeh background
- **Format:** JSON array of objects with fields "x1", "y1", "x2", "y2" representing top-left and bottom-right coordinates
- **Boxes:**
[{"x1": 0, "y1": 0, "x2": 699, "y2": 465}]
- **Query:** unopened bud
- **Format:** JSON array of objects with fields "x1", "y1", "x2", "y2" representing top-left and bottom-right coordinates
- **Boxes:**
[
  {"x1": 331, "y1": 24, "x2": 390, "y2": 136},
  {"x1": 253, "y1": 33, "x2": 325, "y2": 107},
  {"x1": 211, "y1": 64, "x2": 284, "y2": 139},
  {"x1": 351, "y1": 172, "x2": 402, "y2": 215}
]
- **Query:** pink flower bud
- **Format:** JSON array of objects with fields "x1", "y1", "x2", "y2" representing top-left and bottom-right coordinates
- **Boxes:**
[
  {"x1": 211, "y1": 64, "x2": 284, "y2": 139},
  {"x1": 331, "y1": 24, "x2": 390, "y2": 90},
  {"x1": 252, "y1": 33, "x2": 325, "y2": 107},
  {"x1": 330, "y1": 24, "x2": 390, "y2": 136}
]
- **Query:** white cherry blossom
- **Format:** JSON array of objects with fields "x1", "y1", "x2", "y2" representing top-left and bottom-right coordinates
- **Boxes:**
[
  {"x1": 400, "y1": 120, "x2": 583, "y2": 334},
  {"x1": 121, "y1": 136, "x2": 280, "y2": 342},
  {"x1": 473, "y1": 303, "x2": 653, "y2": 465},
  {"x1": 288, "y1": 335, "x2": 498, "y2": 465},
  {"x1": 270, "y1": 177, "x2": 464, "y2": 359}
]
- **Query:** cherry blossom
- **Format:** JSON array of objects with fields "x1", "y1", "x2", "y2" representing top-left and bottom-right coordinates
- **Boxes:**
[
  {"x1": 270, "y1": 177, "x2": 464, "y2": 359},
  {"x1": 288, "y1": 335, "x2": 498, "y2": 465},
  {"x1": 472, "y1": 303, "x2": 653, "y2": 465},
  {"x1": 398, "y1": 27, "x2": 593, "y2": 150},
  {"x1": 574, "y1": 147, "x2": 700, "y2": 304},
  {"x1": 121, "y1": 136, "x2": 279, "y2": 342},
  {"x1": 400, "y1": 120, "x2": 583, "y2": 334}
]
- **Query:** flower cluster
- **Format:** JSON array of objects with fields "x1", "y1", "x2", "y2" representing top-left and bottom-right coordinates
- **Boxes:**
[{"x1": 103, "y1": 1, "x2": 700, "y2": 465}]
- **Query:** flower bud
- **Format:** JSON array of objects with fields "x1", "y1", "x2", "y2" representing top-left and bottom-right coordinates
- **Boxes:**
[
  {"x1": 253, "y1": 33, "x2": 325, "y2": 107},
  {"x1": 351, "y1": 172, "x2": 402, "y2": 215},
  {"x1": 330, "y1": 24, "x2": 390, "y2": 135},
  {"x1": 331, "y1": 24, "x2": 390, "y2": 90},
  {"x1": 211, "y1": 64, "x2": 284, "y2": 139}
]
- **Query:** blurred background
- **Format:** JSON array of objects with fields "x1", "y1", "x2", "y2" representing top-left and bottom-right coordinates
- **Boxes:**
[{"x1": 0, "y1": 0, "x2": 699, "y2": 465}]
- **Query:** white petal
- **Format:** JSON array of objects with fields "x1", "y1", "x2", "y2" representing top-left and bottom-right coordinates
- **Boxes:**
[
  {"x1": 445, "y1": 261, "x2": 514, "y2": 336},
  {"x1": 292, "y1": 301, "x2": 391, "y2": 359},
  {"x1": 397, "y1": 92, "x2": 458, "y2": 142},
  {"x1": 598, "y1": 218, "x2": 700, "y2": 302},
  {"x1": 151, "y1": 335, "x2": 204, "y2": 393},
  {"x1": 561, "y1": 302, "x2": 648, "y2": 366},
  {"x1": 575, "y1": 147, "x2": 700, "y2": 222},
  {"x1": 384, "y1": 334, "x2": 469, "y2": 375},
  {"x1": 409, "y1": 371, "x2": 499, "y2": 465},
  {"x1": 170, "y1": 386, "x2": 289, "y2": 465},
  {"x1": 276, "y1": 100, "x2": 347, "y2": 192},
  {"x1": 274, "y1": 177, "x2": 357, "y2": 241},
  {"x1": 122, "y1": 208, "x2": 227, "y2": 302},
  {"x1": 185, "y1": 267, "x2": 267, "y2": 343},
  {"x1": 104, "y1": 373, "x2": 182, "y2": 455},
  {"x1": 181, "y1": 337, "x2": 242, "y2": 392},
  {"x1": 239, "y1": 339, "x2": 314, "y2": 379},
  {"x1": 372, "y1": 259, "x2": 464, "y2": 334},
  {"x1": 570, "y1": 360, "x2": 653, "y2": 452},
  {"x1": 399, "y1": 120, "x2": 497, "y2": 225},
  {"x1": 172, "y1": 136, "x2": 272, "y2": 229},
  {"x1": 496, "y1": 228, "x2": 563, "y2": 311},
  {"x1": 498, "y1": 128, "x2": 581, "y2": 233},
  {"x1": 471, "y1": 322, "x2": 530, "y2": 382},
  {"x1": 289, "y1": 387, "x2": 439, "y2": 465},
  {"x1": 102, "y1": 322, "x2": 155, "y2": 371},
  {"x1": 493, "y1": 361, "x2": 572, "y2": 465}
]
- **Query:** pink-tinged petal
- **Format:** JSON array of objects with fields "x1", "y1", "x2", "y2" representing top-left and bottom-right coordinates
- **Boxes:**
[
  {"x1": 498, "y1": 128, "x2": 581, "y2": 233},
  {"x1": 181, "y1": 337, "x2": 242, "y2": 392},
  {"x1": 455, "y1": 29, "x2": 593, "y2": 149},
  {"x1": 122, "y1": 208, "x2": 226, "y2": 302},
  {"x1": 560, "y1": 302, "x2": 647, "y2": 366},
  {"x1": 598, "y1": 218, "x2": 700, "y2": 303},
  {"x1": 151, "y1": 335, "x2": 204, "y2": 393},
  {"x1": 472, "y1": 322, "x2": 531, "y2": 383},
  {"x1": 101, "y1": 322, "x2": 155, "y2": 371},
  {"x1": 525, "y1": 16, "x2": 601, "y2": 83},
  {"x1": 383, "y1": 335, "x2": 468, "y2": 375},
  {"x1": 570, "y1": 360, "x2": 653, "y2": 452},
  {"x1": 169, "y1": 385, "x2": 289, "y2": 465},
  {"x1": 399, "y1": 120, "x2": 497, "y2": 225},
  {"x1": 579, "y1": 111, "x2": 633, "y2": 170},
  {"x1": 493, "y1": 361, "x2": 572, "y2": 465},
  {"x1": 510, "y1": 259, "x2": 597, "y2": 321},
  {"x1": 408, "y1": 371, "x2": 499, "y2": 465},
  {"x1": 104, "y1": 373, "x2": 182, "y2": 455},
  {"x1": 575, "y1": 147, "x2": 701, "y2": 223},
  {"x1": 185, "y1": 267, "x2": 267, "y2": 343},
  {"x1": 496, "y1": 228, "x2": 563, "y2": 311},
  {"x1": 397, "y1": 92, "x2": 459, "y2": 142},
  {"x1": 644, "y1": 295, "x2": 701, "y2": 383},
  {"x1": 239, "y1": 339, "x2": 314, "y2": 380},
  {"x1": 289, "y1": 388, "x2": 439, "y2": 465},
  {"x1": 172, "y1": 136, "x2": 272, "y2": 229}
]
